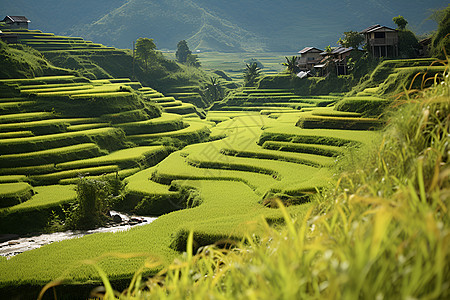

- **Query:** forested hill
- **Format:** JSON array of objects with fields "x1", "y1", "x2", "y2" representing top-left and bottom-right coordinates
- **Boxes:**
[{"x1": 0, "y1": 0, "x2": 445, "y2": 52}]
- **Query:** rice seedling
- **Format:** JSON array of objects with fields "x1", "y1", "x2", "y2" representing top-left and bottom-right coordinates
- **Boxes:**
[
  {"x1": 296, "y1": 114, "x2": 383, "y2": 130},
  {"x1": 2, "y1": 185, "x2": 76, "y2": 214},
  {"x1": 0, "y1": 131, "x2": 34, "y2": 139},
  {"x1": 220, "y1": 147, "x2": 334, "y2": 167},
  {"x1": 59, "y1": 168, "x2": 141, "y2": 185},
  {"x1": 115, "y1": 113, "x2": 184, "y2": 135},
  {"x1": 127, "y1": 121, "x2": 210, "y2": 145},
  {"x1": 66, "y1": 123, "x2": 111, "y2": 131},
  {"x1": 162, "y1": 103, "x2": 197, "y2": 115}
]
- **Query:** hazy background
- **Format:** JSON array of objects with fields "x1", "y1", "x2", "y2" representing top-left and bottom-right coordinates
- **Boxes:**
[{"x1": 0, "y1": 0, "x2": 446, "y2": 51}]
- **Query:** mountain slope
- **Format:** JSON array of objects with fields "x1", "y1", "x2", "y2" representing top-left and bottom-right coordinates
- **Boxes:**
[
  {"x1": 67, "y1": 0, "x2": 265, "y2": 52},
  {"x1": 0, "y1": 0, "x2": 445, "y2": 51}
]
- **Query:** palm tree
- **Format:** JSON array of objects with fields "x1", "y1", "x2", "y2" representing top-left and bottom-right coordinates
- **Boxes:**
[
  {"x1": 201, "y1": 77, "x2": 223, "y2": 103},
  {"x1": 282, "y1": 56, "x2": 299, "y2": 74},
  {"x1": 244, "y1": 62, "x2": 261, "y2": 87}
]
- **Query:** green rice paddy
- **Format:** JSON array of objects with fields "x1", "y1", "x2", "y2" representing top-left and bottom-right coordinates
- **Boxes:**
[{"x1": 1, "y1": 41, "x2": 429, "y2": 296}]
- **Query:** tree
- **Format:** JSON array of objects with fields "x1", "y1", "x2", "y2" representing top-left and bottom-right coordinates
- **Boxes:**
[
  {"x1": 393, "y1": 15, "x2": 408, "y2": 30},
  {"x1": 244, "y1": 62, "x2": 261, "y2": 87},
  {"x1": 176, "y1": 40, "x2": 192, "y2": 63},
  {"x1": 65, "y1": 177, "x2": 116, "y2": 230},
  {"x1": 282, "y1": 56, "x2": 299, "y2": 74},
  {"x1": 429, "y1": 5, "x2": 450, "y2": 58},
  {"x1": 135, "y1": 38, "x2": 157, "y2": 71},
  {"x1": 338, "y1": 31, "x2": 364, "y2": 49},
  {"x1": 186, "y1": 53, "x2": 201, "y2": 67},
  {"x1": 398, "y1": 30, "x2": 419, "y2": 58},
  {"x1": 201, "y1": 77, "x2": 223, "y2": 102}
]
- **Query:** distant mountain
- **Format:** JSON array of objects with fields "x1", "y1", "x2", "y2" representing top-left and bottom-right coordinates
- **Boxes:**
[
  {"x1": 0, "y1": 0, "x2": 446, "y2": 52},
  {"x1": 69, "y1": 0, "x2": 265, "y2": 52}
]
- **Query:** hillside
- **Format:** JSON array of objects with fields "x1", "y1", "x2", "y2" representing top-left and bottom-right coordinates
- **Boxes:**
[{"x1": 0, "y1": 0, "x2": 445, "y2": 51}]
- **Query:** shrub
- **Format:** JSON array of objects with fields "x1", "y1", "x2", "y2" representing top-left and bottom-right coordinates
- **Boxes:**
[{"x1": 65, "y1": 176, "x2": 122, "y2": 230}]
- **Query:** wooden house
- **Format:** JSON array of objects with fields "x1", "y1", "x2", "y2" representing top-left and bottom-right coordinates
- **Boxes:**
[
  {"x1": 360, "y1": 24, "x2": 398, "y2": 58},
  {"x1": 314, "y1": 47, "x2": 355, "y2": 76},
  {"x1": 297, "y1": 47, "x2": 323, "y2": 71},
  {"x1": 2, "y1": 16, "x2": 30, "y2": 29}
]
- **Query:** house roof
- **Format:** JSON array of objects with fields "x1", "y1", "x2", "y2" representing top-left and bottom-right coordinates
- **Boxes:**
[
  {"x1": 298, "y1": 47, "x2": 322, "y2": 54},
  {"x1": 331, "y1": 47, "x2": 353, "y2": 55},
  {"x1": 320, "y1": 47, "x2": 353, "y2": 56},
  {"x1": 2, "y1": 16, "x2": 30, "y2": 23},
  {"x1": 419, "y1": 37, "x2": 432, "y2": 45},
  {"x1": 360, "y1": 24, "x2": 396, "y2": 34}
]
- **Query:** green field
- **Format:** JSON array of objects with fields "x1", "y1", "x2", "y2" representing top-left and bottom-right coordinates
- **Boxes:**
[{"x1": 164, "y1": 52, "x2": 293, "y2": 82}]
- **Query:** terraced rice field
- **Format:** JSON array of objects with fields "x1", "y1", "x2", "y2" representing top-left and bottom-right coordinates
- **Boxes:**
[
  {"x1": 0, "y1": 96, "x2": 382, "y2": 288},
  {"x1": 0, "y1": 74, "x2": 212, "y2": 236},
  {"x1": 0, "y1": 29, "x2": 116, "y2": 52},
  {"x1": 212, "y1": 87, "x2": 339, "y2": 112},
  {"x1": 0, "y1": 68, "x2": 387, "y2": 293}
]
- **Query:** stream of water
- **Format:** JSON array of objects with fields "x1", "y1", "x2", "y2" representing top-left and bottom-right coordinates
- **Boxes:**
[{"x1": 0, "y1": 211, "x2": 157, "y2": 258}]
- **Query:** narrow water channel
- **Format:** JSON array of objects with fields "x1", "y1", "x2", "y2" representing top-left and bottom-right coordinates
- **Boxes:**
[{"x1": 0, "y1": 211, "x2": 157, "y2": 258}]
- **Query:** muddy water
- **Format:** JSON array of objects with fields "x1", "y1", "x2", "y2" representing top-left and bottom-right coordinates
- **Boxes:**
[{"x1": 0, "y1": 211, "x2": 157, "y2": 258}]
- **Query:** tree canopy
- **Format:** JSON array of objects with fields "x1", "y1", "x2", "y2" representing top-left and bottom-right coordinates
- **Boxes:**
[
  {"x1": 282, "y1": 56, "x2": 300, "y2": 74},
  {"x1": 176, "y1": 40, "x2": 192, "y2": 63},
  {"x1": 398, "y1": 30, "x2": 419, "y2": 58},
  {"x1": 430, "y1": 5, "x2": 450, "y2": 58},
  {"x1": 244, "y1": 62, "x2": 261, "y2": 87},
  {"x1": 393, "y1": 15, "x2": 408, "y2": 30},
  {"x1": 338, "y1": 31, "x2": 364, "y2": 49},
  {"x1": 135, "y1": 37, "x2": 157, "y2": 71}
]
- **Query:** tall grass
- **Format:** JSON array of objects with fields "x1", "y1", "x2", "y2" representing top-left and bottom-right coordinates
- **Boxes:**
[{"x1": 73, "y1": 66, "x2": 449, "y2": 299}]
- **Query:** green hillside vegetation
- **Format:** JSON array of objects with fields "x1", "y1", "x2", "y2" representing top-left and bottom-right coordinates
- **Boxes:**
[
  {"x1": 348, "y1": 58, "x2": 444, "y2": 96},
  {"x1": 0, "y1": 28, "x2": 227, "y2": 110},
  {"x1": 0, "y1": 40, "x2": 69, "y2": 79},
  {"x1": 51, "y1": 59, "x2": 448, "y2": 300}
]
